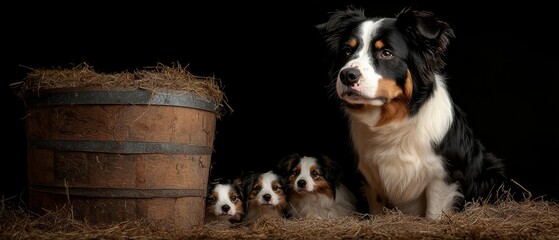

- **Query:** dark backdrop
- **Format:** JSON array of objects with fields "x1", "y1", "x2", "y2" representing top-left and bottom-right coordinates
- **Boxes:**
[{"x1": 3, "y1": 1, "x2": 558, "y2": 206}]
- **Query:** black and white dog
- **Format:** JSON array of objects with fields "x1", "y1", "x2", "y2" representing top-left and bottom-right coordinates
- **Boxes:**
[
  {"x1": 316, "y1": 7, "x2": 506, "y2": 219},
  {"x1": 278, "y1": 153, "x2": 357, "y2": 219},
  {"x1": 241, "y1": 170, "x2": 288, "y2": 222},
  {"x1": 205, "y1": 178, "x2": 244, "y2": 226}
]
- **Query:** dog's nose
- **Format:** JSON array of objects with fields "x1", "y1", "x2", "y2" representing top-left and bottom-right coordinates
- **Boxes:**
[
  {"x1": 340, "y1": 68, "x2": 361, "y2": 86},
  {"x1": 263, "y1": 193, "x2": 272, "y2": 202},
  {"x1": 221, "y1": 204, "x2": 231, "y2": 213},
  {"x1": 297, "y1": 179, "x2": 307, "y2": 188}
]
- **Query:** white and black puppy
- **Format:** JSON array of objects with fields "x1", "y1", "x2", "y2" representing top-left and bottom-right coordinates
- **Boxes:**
[
  {"x1": 316, "y1": 7, "x2": 506, "y2": 219},
  {"x1": 278, "y1": 153, "x2": 357, "y2": 219},
  {"x1": 204, "y1": 178, "x2": 244, "y2": 226},
  {"x1": 242, "y1": 170, "x2": 288, "y2": 222}
]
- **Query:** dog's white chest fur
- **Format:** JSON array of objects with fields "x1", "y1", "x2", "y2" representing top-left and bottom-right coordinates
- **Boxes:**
[{"x1": 349, "y1": 79, "x2": 462, "y2": 217}]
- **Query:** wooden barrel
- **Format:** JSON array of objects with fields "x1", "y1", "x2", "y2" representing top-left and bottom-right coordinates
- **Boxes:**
[{"x1": 24, "y1": 87, "x2": 217, "y2": 229}]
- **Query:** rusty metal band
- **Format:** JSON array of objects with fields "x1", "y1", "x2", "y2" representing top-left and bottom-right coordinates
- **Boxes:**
[
  {"x1": 27, "y1": 89, "x2": 218, "y2": 112},
  {"x1": 31, "y1": 140, "x2": 213, "y2": 154},
  {"x1": 29, "y1": 185, "x2": 206, "y2": 198}
]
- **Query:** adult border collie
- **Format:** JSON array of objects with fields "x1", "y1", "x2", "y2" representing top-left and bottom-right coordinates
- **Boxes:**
[{"x1": 316, "y1": 7, "x2": 506, "y2": 219}]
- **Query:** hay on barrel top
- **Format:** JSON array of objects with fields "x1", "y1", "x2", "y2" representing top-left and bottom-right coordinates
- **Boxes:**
[{"x1": 15, "y1": 63, "x2": 228, "y2": 116}]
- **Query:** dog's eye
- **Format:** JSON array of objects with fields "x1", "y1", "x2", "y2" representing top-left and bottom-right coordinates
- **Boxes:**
[
  {"x1": 207, "y1": 196, "x2": 216, "y2": 203},
  {"x1": 253, "y1": 186, "x2": 262, "y2": 191},
  {"x1": 272, "y1": 186, "x2": 280, "y2": 191},
  {"x1": 342, "y1": 45, "x2": 353, "y2": 56},
  {"x1": 230, "y1": 195, "x2": 237, "y2": 202},
  {"x1": 311, "y1": 171, "x2": 319, "y2": 177},
  {"x1": 292, "y1": 170, "x2": 300, "y2": 176},
  {"x1": 380, "y1": 49, "x2": 393, "y2": 58}
]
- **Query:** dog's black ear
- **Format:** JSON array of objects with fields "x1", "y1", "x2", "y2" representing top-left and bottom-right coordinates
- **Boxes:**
[
  {"x1": 321, "y1": 154, "x2": 342, "y2": 186},
  {"x1": 396, "y1": 7, "x2": 454, "y2": 52},
  {"x1": 277, "y1": 153, "x2": 300, "y2": 176},
  {"x1": 206, "y1": 178, "x2": 220, "y2": 196},
  {"x1": 396, "y1": 7, "x2": 454, "y2": 77},
  {"x1": 241, "y1": 172, "x2": 257, "y2": 196},
  {"x1": 233, "y1": 177, "x2": 244, "y2": 201},
  {"x1": 315, "y1": 22, "x2": 328, "y2": 36},
  {"x1": 274, "y1": 170, "x2": 288, "y2": 191},
  {"x1": 315, "y1": 6, "x2": 366, "y2": 35}
]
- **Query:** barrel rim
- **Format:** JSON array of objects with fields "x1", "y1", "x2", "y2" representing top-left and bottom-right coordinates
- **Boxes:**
[
  {"x1": 23, "y1": 87, "x2": 219, "y2": 113},
  {"x1": 30, "y1": 140, "x2": 214, "y2": 154},
  {"x1": 29, "y1": 185, "x2": 207, "y2": 198}
]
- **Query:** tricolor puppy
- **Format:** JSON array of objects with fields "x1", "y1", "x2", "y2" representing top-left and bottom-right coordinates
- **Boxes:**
[
  {"x1": 242, "y1": 170, "x2": 288, "y2": 222},
  {"x1": 278, "y1": 153, "x2": 357, "y2": 219},
  {"x1": 205, "y1": 179, "x2": 244, "y2": 225},
  {"x1": 316, "y1": 7, "x2": 506, "y2": 219}
]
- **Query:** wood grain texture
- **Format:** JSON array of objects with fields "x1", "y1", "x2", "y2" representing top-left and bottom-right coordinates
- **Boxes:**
[{"x1": 25, "y1": 89, "x2": 217, "y2": 229}]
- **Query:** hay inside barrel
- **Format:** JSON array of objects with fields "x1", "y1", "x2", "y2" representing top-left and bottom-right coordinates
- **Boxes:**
[{"x1": 17, "y1": 64, "x2": 225, "y2": 230}]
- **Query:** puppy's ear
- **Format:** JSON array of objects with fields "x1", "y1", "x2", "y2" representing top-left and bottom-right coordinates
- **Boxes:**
[
  {"x1": 233, "y1": 177, "x2": 244, "y2": 200},
  {"x1": 277, "y1": 153, "x2": 300, "y2": 176},
  {"x1": 241, "y1": 172, "x2": 258, "y2": 196},
  {"x1": 321, "y1": 154, "x2": 342, "y2": 186},
  {"x1": 206, "y1": 178, "x2": 220, "y2": 196}
]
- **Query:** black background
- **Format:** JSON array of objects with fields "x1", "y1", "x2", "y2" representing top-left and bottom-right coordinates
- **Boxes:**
[{"x1": 3, "y1": 1, "x2": 558, "y2": 206}]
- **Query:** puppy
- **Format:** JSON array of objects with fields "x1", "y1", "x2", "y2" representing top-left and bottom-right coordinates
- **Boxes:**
[
  {"x1": 242, "y1": 170, "x2": 288, "y2": 222},
  {"x1": 204, "y1": 178, "x2": 244, "y2": 226},
  {"x1": 316, "y1": 7, "x2": 506, "y2": 219},
  {"x1": 278, "y1": 153, "x2": 358, "y2": 219}
]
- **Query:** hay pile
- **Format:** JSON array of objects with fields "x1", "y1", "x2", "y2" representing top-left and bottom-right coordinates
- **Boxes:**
[
  {"x1": 12, "y1": 63, "x2": 228, "y2": 115},
  {"x1": 1, "y1": 197, "x2": 558, "y2": 239}
]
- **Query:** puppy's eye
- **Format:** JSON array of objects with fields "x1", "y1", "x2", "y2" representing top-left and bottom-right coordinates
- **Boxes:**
[
  {"x1": 380, "y1": 49, "x2": 393, "y2": 58},
  {"x1": 311, "y1": 171, "x2": 319, "y2": 177},
  {"x1": 253, "y1": 186, "x2": 262, "y2": 191},
  {"x1": 342, "y1": 45, "x2": 353, "y2": 56},
  {"x1": 292, "y1": 170, "x2": 300, "y2": 176},
  {"x1": 230, "y1": 195, "x2": 237, "y2": 202},
  {"x1": 207, "y1": 196, "x2": 216, "y2": 203},
  {"x1": 272, "y1": 186, "x2": 280, "y2": 191}
]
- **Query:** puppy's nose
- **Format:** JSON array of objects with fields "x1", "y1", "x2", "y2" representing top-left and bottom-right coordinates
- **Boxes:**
[
  {"x1": 263, "y1": 193, "x2": 272, "y2": 202},
  {"x1": 340, "y1": 68, "x2": 361, "y2": 86},
  {"x1": 297, "y1": 179, "x2": 307, "y2": 188},
  {"x1": 221, "y1": 205, "x2": 231, "y2": 213}
]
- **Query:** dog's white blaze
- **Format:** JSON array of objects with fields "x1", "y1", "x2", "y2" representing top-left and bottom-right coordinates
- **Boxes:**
[
  {"x1": 214, "y1": 184, "x2": 237, "y2": 215},
  {"x1": 295, "y1": 157, "x2": 317, "y2": 192},
  {"x1": 351, "y1": 76, "x2": 462, "y2": 218},
  {"x1": 337, "y1": 19, "x2": 384, "y2": 105},
  {"x1": 258, "y1": 171, "x2": 281, "y2": 205}
]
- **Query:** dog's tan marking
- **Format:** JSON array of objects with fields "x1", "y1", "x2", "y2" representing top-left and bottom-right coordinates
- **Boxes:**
[
  {"x1": 375, "y1": 73, "x2": 412, "y2": 126},
  {"x1": 288, "y1": 165, "x2": 302, "y2": 186},
  {"x1": 404, "y1": 70, "x2": 413, "y2": 99},
  {"x1": 374, "y1": 40, "x2": 384, "y2": 49},
  {"x1": 377, "y1": 78, "x2": 403, "y2": 100},
  {"x1": 348, "y1": 37, "x2": 358, "y2": 48},
  {"x1": 209, "y1": 192, "x2": 219, "y2": 201},
  {"x1": 314, "y1": 179, "x2": 334, "y2": 198},
  {"x1": 249, "y1": 176, "x2": 264, "y2": 200},
  {"x1": 311, "y1": 166, "x2": 334, "y2": 198}
]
